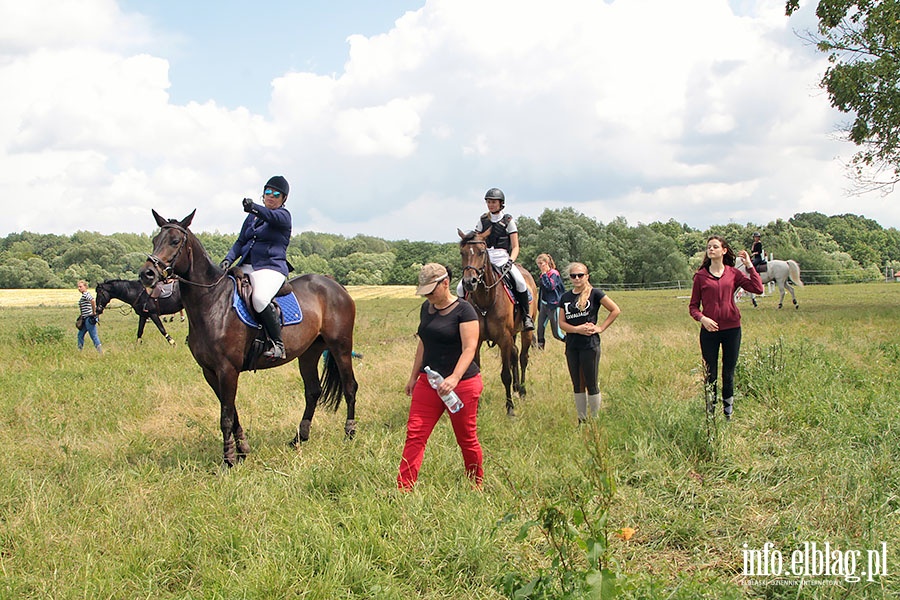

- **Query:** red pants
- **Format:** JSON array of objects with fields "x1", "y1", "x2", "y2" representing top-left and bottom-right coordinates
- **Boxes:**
[{"x1": 397, "y1": 373, "x2": 483, "y2": 489}]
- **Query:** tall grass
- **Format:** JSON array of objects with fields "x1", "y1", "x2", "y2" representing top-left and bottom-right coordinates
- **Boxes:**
[{"x1": 0, "y1": 284, "x2": 897, "y2": 598}]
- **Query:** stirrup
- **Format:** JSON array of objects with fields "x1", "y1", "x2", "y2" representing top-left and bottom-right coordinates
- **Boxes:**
[
  {"x1": 263, "y1": 340, "x2": 285, "y2": 359},
  {"x1": 522, "y1": 314, "x2": 535, "y2": 331}
]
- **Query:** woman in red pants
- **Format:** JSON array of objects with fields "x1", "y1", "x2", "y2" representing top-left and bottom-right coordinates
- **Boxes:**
[{"x1": 398, "y1": 263, "x2": 484, "y2": 490}]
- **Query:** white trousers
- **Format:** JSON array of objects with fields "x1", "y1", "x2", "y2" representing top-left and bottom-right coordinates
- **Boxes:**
[{"x1": 243, "y1": 266, "x2": 287, "y2": 312}]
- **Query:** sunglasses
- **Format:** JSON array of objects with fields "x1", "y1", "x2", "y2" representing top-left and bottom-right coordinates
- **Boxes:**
[
  {"x1": 569, "y1": 273, "x2": 587, "y2": 279},
  {"x1": 264, "y1": 189, "x2": 282, "y2": 198}
]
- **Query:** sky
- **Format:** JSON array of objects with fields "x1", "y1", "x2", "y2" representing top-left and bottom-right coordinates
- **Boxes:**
[{"x1": 1, "y1": 0, "x2": 896, "y2": 243}]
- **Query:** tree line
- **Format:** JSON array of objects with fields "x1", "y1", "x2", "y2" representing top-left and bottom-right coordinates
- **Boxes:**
[{"x1": 0, "y1": 210, "x2": 898, "y2": 290}]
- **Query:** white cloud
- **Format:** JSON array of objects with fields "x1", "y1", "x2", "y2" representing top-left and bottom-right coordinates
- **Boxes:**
[{"x1": 2, "y1": 0, "x2": 898, "y2": 243}]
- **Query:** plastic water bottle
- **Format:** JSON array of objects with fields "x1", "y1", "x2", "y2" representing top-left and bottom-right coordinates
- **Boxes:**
[{"x1": 423, "y1": 366, "x2": 464, "y2": 413}]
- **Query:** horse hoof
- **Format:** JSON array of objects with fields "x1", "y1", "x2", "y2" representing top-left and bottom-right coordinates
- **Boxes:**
[
  {"x1": 344, "y1": 419, "x2": 357, "y2": 439},
  {"x1": 506, "y1": 406, "x2": 516, "y2": 417}
]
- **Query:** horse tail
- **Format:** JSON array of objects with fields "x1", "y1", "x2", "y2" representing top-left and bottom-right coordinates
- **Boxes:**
[
  {"x1": 318, "y1": 350, "x2": 344, "y2": 411},
  {"x1": 788, "y1": 260, "x2": 804, "y2": 286}
]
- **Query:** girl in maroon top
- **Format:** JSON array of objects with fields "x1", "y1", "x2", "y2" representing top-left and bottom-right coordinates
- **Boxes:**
[{"x1": 689, "y1": 235, "x2": 763, "y2": 420}]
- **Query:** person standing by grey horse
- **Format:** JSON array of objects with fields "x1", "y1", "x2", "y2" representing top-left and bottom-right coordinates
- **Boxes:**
[
  {"x1": 221, "y1": 175, "x2": 292, "y2": 359},
  {"x1": 76, "y1": 280, "x2": 102, "y2": 354}
]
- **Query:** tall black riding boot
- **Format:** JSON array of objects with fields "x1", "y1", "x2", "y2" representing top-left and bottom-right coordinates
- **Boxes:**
[
  {"x1": 258, "y1": 303, "x2": 285, "y2": 359},
  {"x1": 514, "y1": 289, "x2": 535, "y2": 331}
]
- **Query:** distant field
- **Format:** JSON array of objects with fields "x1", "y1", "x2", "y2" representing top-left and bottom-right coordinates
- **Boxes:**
[{"x1": 0, "y1": 285, "x2": 417, "y2": 308}]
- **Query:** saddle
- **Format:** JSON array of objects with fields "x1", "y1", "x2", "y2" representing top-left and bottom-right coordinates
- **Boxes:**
[
  {"x1": 155, "y1": 281, "x2": 175, "y2": 299},
  {"x1": 231, "y1": 267, "x2": 293, "y2": 316},
  {"x1": 755, "y1": 262, "x2": 768, "y2": 273}
]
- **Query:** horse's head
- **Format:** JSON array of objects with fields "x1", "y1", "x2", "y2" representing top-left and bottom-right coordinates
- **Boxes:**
[
  {"x1": 458, "y1": 228, "x2": 490, "y2": 293},
  {"x1": 141, "y1": 209, "x2": 196, "y2": 288},
  {"x1": 94, "y1": 282, "x2": 111, "y2": 314}
]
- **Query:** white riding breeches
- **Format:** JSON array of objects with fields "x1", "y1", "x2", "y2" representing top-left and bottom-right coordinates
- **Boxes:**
[
  {"x1": 243, "y1": 266, "x2": 287, "y2": 312},
  {"x1": 488, "y1": 249, "x2": 527, "y2": 292}
]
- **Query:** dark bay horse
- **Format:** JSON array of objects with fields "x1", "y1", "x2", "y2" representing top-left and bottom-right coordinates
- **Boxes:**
[
  {"x1": 95, "y1": 279, "x2": 182, "y2": 345},
  {"x1": 458, "y1": 229, "x2": 537, "y2": 416},
  {"x1": 140, "y1": 210, "x2": 359, "y2": 466}
]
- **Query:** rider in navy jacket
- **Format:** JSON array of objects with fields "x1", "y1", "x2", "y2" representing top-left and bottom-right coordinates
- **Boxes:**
[
  {"x1": 223, "y1": 201, "x2": 292, "y2": 276},
  {"x1": 221, "y1": 175, "x2": 292, "y2": 359}
]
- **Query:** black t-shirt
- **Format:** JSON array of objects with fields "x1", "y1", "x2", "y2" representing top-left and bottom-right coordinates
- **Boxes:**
[
  {"x1": 418, "y1": 298, "x2": 480, "y2": 380},
  {"x1": 560, "y1": 288, "x2": 607, "y2": 350}
]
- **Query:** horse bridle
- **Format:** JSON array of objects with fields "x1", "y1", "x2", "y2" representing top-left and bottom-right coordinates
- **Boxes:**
[
  {"x1": 461, "y1": 239, "x2": 507, "y2": 291},
  {"x1": 147, "y1": 223, "x2": 190, "y2": 280},
  {"x1": 146, "y1": 224, "x2": 225, "y2": 288}
]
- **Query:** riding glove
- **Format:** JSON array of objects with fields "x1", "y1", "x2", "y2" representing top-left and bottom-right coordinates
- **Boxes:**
[{"x1": 242, "y1": 197, "x2": 258, "y2": 214}]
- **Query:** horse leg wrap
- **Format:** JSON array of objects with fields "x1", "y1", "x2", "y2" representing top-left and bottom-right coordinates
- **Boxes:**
[
  {"x1": 344, "y1": 419, "x2": 357, "y2": 439},
  {"x1": 235, "y1": 433, "x2": 251, "y2": 457},
  {"x1": 298, "y1": 419, "x2": 312, "y2": 443},
  {"x1": 223, "y1": 437, "x2": 237, "y2": 467},
  {"x1": 587, "y1": 392, "x2": 602, "y2": 417}
]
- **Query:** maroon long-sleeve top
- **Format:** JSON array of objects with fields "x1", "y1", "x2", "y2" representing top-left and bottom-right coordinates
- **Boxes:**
[{"x1": 689, "y1": 265, "x2": 763, "y2": 330}]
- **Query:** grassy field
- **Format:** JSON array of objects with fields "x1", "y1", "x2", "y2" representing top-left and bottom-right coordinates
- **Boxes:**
[{"x1": 0, "y1": 283, "x2": 897, "y2": 598}]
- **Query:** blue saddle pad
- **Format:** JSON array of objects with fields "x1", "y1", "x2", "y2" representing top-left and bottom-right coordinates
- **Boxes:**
[{"x1": 231, "y1": 277, "x2": 303, "y2": 328}]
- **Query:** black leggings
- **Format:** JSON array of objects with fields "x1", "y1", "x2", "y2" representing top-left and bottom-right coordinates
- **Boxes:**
[
  {"x1": 699, "y1": 327, "x2": 742, "y2": 399},
  {"x1": 565, "y1": 344, "x2": 602, "y2": 395}
]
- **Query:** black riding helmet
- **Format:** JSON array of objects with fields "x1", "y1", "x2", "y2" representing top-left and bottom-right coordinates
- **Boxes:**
[
  {"x1": 265, "y1": 175, "x2": 290, "y2": 201},
  {"x1": 484, "y1": 187, "x2": 505, "y2": 210}
]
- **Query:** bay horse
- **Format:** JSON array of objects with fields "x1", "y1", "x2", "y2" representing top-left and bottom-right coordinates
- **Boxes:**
[
  {"x1": 95, "y1": 279, "x2": 182, "y2": 345},
  {"x1": 458, "y1": 228, "x2": 537, "y2": 416},
  {"x1": 737, "y1": 259, "x2": 803, "y2": 309},
  {"x1": 140, "y1": 210, "x2": 358, "y2": 466}
]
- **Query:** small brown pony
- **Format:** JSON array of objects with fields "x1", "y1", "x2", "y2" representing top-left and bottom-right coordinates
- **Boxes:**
[
  {"x1": 458, "y1": 228, "x2": 537, "y2": 416},
  {"x1": 140, "y1": 210, "x2": 359, "y2": 466}
]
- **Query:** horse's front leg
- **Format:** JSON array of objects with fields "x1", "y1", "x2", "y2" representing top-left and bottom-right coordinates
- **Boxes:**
[
  {"x1": 136, "y1": 314, "x2": 147, "y2": 343},
  {"x1": 149, "y1": 313, "x2": 174, "y2": 345},
  {"x1": 202, "y1": 366, "x2": 247, "y2": 466}
]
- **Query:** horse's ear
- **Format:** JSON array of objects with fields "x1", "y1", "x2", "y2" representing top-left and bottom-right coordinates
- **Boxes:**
[
  {"x1": 475, "y1": 228, "x2": 490, "y2": 241},
  {"x1": 457, "y1": 228, "x2": 467, "y2": 239},
  {"x1": 152, "y1": 209, "x2": 167, "y2": 228},
  {"x1": 180, "y1": 209, "x2": 196, "y2": 229}
]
